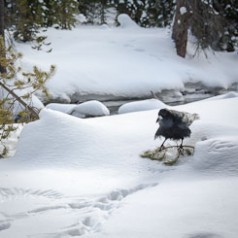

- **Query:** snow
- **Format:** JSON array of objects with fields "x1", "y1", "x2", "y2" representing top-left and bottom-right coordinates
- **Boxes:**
[
  {"x1": 117, "y1": 14, "x2": 139, "y2": 28},
  {"x1": 46, "y1": 100, "x2": 110, "y2": 118},
  {"x1": 118, "y1": 98, "x2": 166, "y2": 114},
  {"x1": 180, "y1": 6, "x2": 187, "y2": 15},
  {"x1": 15, "y1": 19, "x2": 238, "y2": 102},
  {"x1": 1, "y1": 95, "x2": 238, "y2": 237},
  {"x1": 1, "y1": 18, "x2": 238, "y2": 238}
]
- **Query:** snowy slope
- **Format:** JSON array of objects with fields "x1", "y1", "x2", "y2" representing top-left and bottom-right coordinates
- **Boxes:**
[{"x1": 0, "y1": 95, "x2": 238, "y2": 237}]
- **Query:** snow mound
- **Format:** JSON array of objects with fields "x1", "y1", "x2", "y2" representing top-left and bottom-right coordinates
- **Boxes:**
[
  {"x1": 13, "y1": 96, "x2": 238, "y2": 176},
  {"x1": 117, "y1": 14, "x2": 139, "y2": 28},
  {"x1": 72, "y1": 100, "x2": 110, "y2": 117},
  {"x1": 192, "y1": 136, "x2": 238, "y2": 175},
  {"x1": 46, "y1": 103, "x2": 75, "y2": 114},
  {"x1": 118, "y1": 98, "x2": 167, "y2": 114},
  {"x1": 46, "y1": 100, "x2": 110, "y2": 118},
  {"x1": 13, "y1": 108, "x2": 156, "y2": 172}
]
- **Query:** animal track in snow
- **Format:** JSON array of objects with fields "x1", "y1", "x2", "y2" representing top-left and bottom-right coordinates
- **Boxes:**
[
  {"x1": 0, "y1": 221, "x2": 11, "y2": 231},
  {"x1": 61, "y1": 183, "x2": 158, "y2": 237},
  {"x1": 0, "y1": 187, "x2": 63, "y2": 202},
  {"x1": 27, "y1": 183, "x2": 158, "y2": 238},
  {"x1": 0, "y1": 187, "x2": 64, "y2": 235},
  {"x1": 208, "y1": 139, "x2": 237, "y2": 153},
  {"x1": 0, "y1": 183, "x2": 157, "y2": 237}
]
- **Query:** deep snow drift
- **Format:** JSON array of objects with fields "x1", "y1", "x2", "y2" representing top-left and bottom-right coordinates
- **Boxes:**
[{"x1": 0, "y1": 94, "x2": 238, "y2": 238}]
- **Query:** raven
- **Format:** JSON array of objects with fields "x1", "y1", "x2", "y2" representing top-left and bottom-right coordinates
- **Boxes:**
[{"x1": 155, "y1": 108, "x2": 199, "y2": 149}]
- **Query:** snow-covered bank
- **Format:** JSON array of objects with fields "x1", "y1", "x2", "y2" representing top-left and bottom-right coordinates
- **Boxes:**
[
  {"x1": 0, "y1": 94, "x2": 238, "y2": 237},
  {"x1": 16, "y1": 23, "x2": 238, "y2": 104}
]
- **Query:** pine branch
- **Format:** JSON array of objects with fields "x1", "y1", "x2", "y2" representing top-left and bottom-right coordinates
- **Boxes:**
[{"x1": 0, "y1": 80, "x2": 39, "y2": 119}]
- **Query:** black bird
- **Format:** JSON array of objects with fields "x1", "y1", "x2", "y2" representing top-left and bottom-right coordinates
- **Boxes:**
[{"x1": 155, "y1": 108, "x2": 199, "y2": 149}]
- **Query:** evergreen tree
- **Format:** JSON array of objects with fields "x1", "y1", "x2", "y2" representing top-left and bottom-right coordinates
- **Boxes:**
[
  {"x1": 114, "y1": 0, "x2": 175, "y2": 27},
  {"x1": 0, "y1": 4, "x2": 55, "y2": 156},
  {"x1": 78, "y1": 0, "x2": 175, "y2": 27},
  {"x1": 5, "y1": 0, "x2": 48, "y2": 42},
  {"x1": 172, "y1": 0, "x2": 238, "y2": 57},
  {"x1": 79, "y1": 0, "x2": 112, "y2": 25},
  {"x1": 0, "y1": 38, "x2": 55, "y2": 156},
  {"x1": 47, "y1": 0, "x2": 79, "y2": 29},
  {"x1": 4, "y1": 0, "x2": 79, "y2": 42},
  {"x1": 211, "y1": 0, "x2": 238, "y2": 51},
  {"x1": 155, "y1": 0, "x2": 175, "y2": 27}
]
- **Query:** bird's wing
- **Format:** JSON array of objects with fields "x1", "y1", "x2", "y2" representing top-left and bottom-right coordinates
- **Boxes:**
[
  {"x1": 170, "y1": 110, "x2": 199, "y2": 126},
  {"x1": 159, "y1": 118, "x2": 173, "y2": 128}
]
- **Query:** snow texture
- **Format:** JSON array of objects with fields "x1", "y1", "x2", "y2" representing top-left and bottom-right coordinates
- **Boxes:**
[
  {"x1": 0, "y1": 95, "x2": 238, "y2": 238},
  {"x1": 118, "y1": 98, "x2": 166, "y2": 114},
  {"x1": 0, "y1": 19, "x2": 238, "y2": 237},
  {"x1": 15, "y1": 19, "x2": 238, "y2": 102},
  {"x1": 46, "y1": 100, "x2": 110, "y2": 118}
]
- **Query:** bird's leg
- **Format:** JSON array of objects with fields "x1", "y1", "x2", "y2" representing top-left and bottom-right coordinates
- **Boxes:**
[
  {"x1": 177, "y1": 139, "x2": 184, "y2": 156},
  {"x1": 179, "y1": 139, "x2": 184, "y2": 149},
  {"x1": 159, "y1": 138, "x2": 167, "y2": 151}
]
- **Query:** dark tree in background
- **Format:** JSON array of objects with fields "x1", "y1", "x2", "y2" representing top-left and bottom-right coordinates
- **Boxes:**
[
  {"x1": 78, "y1": 0, "x2": 175, "y2": 27},
  {"x1": 0, "y1": 0, "x2": 4, "y2": 38},
  {"x1": 209, "y1": 0, "x2": 238, "y2": 52},
  {"x1": 172, "y1": 0, "x2": 191, "y2": 58},
  {"x1": 4, "y1": 0, "x2": 78, "y2": 42},
  {"x1": 114, "y1": 0, "x2": 175, "y2": 27},
  {"x1": 1, "y1": 0, "x2": 238, "y2": 55},
  {"x1": 172, "y1": 0, "x2": 238, "y2": 57},
  {"x1": 78, "y1": 0, "x2": 105, "y2": 24},
  {"x1": 0, "y1": 0, "x2": 6, "y2": 73},
  {"x1": 46, "y1": 0, "x2": 78, "y2": 29},
  {"x1": 189, "y1": 0, "x2": 237, "y2": 52}
]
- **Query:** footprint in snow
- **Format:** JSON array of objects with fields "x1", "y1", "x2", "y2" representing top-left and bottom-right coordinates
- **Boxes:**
[{"x1": 22, "y1": 183, "x2": 158, "y2": 237}]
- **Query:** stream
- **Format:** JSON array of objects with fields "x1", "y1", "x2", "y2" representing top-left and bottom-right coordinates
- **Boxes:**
[{"x1": 44, "y1": 81, "x2": 238, "y2": 115}]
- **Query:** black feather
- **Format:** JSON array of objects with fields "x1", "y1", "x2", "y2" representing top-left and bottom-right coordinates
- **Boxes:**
[{"x1": 155, "y1": 108, "x2": 199, "y2": 147}]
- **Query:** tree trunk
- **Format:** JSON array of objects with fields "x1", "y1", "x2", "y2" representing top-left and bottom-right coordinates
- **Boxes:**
[
  {"x1": 0, "y1": 0, "x2": 4, "y2": 38},
  {"x1": 0, "y1": 0, "x2": 6, "y2": 73},
  {"x1": 172, "y1": 0, "x2": 191, "y2": 58}
]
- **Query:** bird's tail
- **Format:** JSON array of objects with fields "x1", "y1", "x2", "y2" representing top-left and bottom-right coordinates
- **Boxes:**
[
  {"x1": 192, "y1": 113, "x2": 200, "y2": 121},
  {"x1": 183, "y1": 112, "x2": 199, "y2": 125}
]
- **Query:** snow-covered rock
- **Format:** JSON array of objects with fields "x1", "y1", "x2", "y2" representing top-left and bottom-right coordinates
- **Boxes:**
[
  {"x1": 118, "y1": 98, "x2": 167, "y2": 114},
  {"x1": 71, "y1": 100, "x2": 110, "y2": 117},
  {"x1": 46, "y1": 100, "x2": 110, "y2": 118},
  {"x1": 46, "y1": 103, "x2": 75, "y2": 114},
  {"x1": 117, "y1": 14, "x2": 139, "y2": 29}
]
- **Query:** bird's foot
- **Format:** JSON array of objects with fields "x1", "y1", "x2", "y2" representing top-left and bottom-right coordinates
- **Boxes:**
[{"x1": 159, "y1": 145, "x2": 166, "y2": 151}]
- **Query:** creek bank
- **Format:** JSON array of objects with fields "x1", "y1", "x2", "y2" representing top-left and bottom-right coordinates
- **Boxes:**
[{"x1": 42, "y1": 82, "x2": 238, "y2": 115}]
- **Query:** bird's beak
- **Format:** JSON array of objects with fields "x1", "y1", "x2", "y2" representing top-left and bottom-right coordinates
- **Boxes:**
[{"x1": 156, "y1": 115, "x2": 162, "y2": 123}]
